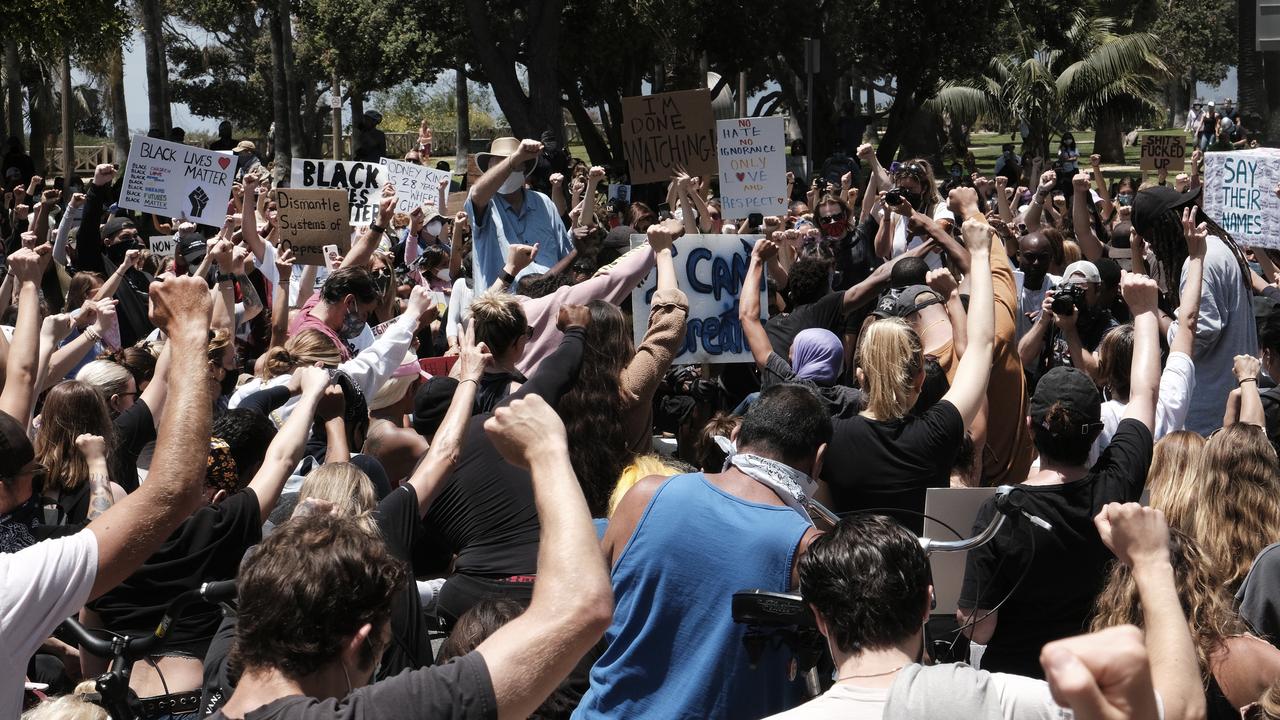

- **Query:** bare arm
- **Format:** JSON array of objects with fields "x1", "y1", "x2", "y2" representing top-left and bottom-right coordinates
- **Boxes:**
[
  {"x1": 1173, "y1": 212, "x2": 1206, "y2": 358},
  {"x1": 0, "y1": 245, "x2": 52, "y2": 423},
  {"x1": 269, "y1": 247, "x2": 295, "y2": 350},
  {"x1": 471, "y1": 139, "x2": 543, "y2": 217},
  {"x1": 581, "y1": 167, "x2": 603, "y2": 229},
  {"x1": 1120, "y1": 273, "x2": 1161, "y2": 430},
  {"x1": 93, "y1": 249, "x2": 139, "y2": 302},
  {"x1": 549, "y1": 175, "x2": 567, "y2": 216},
  {"x1": 449, "y1": 212, "x2": 469, "y2": 281},
  {"x1": 994, "y1": 177, "x2": 1013, "y2": 223},
  {"x1": 247, "y1": 368, "x2": 329, "y2": 519},
  {"x1": 477, "y1": 396, "x2": 613, "y2": 720},
  {"x1": 1232, "y1": 355, "x2": 1264, "y2": 428},
  {"x1": 937, "y1": 219, "x2": 995, "y2": 427},
  {"x1": 88, "y1": 275, "x2": 214, "y2": 599},
  {"x1": 294, "y1": 264, "x2": 318, "y2": 309},
  {"x1": 342, "y1": 185, "x2": 396, "y2": 270},
  {"x1": 740, "y1": 241, "x2": 775, "y2": 369},
  {"x1": 1071, "y1": 174, "x2": 1104, "y2": 261},
  {"x1": 78, "y1": 435, "x2": 115, "y2": 521}
]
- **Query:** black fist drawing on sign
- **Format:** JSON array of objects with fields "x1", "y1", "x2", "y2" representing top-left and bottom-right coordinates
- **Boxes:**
[{"x1": 188, "y1": 186, "x2": 210, "y2": 217}]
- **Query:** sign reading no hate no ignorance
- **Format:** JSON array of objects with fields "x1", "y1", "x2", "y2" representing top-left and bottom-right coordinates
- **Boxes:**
[
  {"x1": 1203, "y1": 148, "x2": 1280, "y2": 249},
  {"x1": 630, "y1": 233, "x2": 767, "y2": 365},
  {"x1": 290, "y1": 159, "x2": 385, "y2": 226},
  {"x1": 716, "y1": 116, "x2": 787, "y2": 218},
  {"x1": 620, "y1": 89, "x2": 718, "y2": 185},
  {"x1": 118, "y1": 134, "x2": 234, "y2": 226}
]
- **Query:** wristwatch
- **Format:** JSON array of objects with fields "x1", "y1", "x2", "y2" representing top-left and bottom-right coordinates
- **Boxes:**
[{"x1": 216, "y1": 271, "x2": 235, "y2": 283}]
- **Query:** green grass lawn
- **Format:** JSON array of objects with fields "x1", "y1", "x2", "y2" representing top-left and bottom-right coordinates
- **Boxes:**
[{"x1": 960, "y1": 130, "x2": 1191, "y2": 181}]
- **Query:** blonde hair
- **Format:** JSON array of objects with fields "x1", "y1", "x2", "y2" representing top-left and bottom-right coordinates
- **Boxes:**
[
  {"x1": 369, "y1": 373, "x2": 416, "y2": 412},
  {"x1": 856, "y1": 318, "x2": 923, "y2": 420},
  {"x1": 75, "y1": 359, "x2": 133, "y2": 400},
  {"x1": 1146, "y1": 431, "x2": 1205, "y2": 509},
  {"x1": 261, "y1": 329, "x2": 342, "y2": 379},
  {"x1": 608, "y1": 455, "x2": 681, "y2": 517},
  {"x1": 1157, "y1": 424, "x2": 1280, "y2": 591},
  {"x1": 297, "y1": 462, "x2": 377, "y2": 530},
  {"x1": 469, "y1": 291, "x2": 527, "y2": 355},
  {"x1": 1060, "y1": 239, "x2": 1082, "y2": 267},
  {"x1": 22, "y1": 685, "x2": 108, "y2": 720},
  {"x1": 208, "y1": 327, "x2": 233, "y2": 364}
]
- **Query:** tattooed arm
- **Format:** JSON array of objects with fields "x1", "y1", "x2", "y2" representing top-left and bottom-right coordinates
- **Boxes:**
[{"x1": 77, "y1": 434, "x2": 116, "y2": 520}]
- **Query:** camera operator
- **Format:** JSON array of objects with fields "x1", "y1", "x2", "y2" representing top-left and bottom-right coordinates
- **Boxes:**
[{"x1": 1017, "y1": 260, "x2": 1118, "y2": 390}]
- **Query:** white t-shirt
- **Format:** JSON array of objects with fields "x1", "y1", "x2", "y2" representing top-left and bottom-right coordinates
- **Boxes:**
[
  {"x1": 1017, "y1": 272, "x2": 1061, "y2": 342},
  {"x1": 885, "y1": 202, "x2": 956, "y2": 270},
  {"x1": 1089, "y1": 351, "x2": 1195, "y2": 466},
  {"x1": 1, "y1": 530, "x2": 98, "y2": 717},
  {"x1": 762, "y1": 665, "x2": 1062, "y2": 720}
]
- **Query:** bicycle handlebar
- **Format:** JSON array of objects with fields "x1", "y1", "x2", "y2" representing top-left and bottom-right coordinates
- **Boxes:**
[{"x1": 61, "y1": 580, "x2": 237, "y2": 661}]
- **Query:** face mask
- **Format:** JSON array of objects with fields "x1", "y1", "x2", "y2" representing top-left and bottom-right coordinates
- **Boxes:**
[
  {"x1": 820, "y1": 220, "x2": 848, "y2": 238},
  {"x1": 425, "y1": 219, "x2": 443, "y2": 237},
  {"x1": 436, "y1": 268, "x2": 451, "y2": 282},
  {"x1": 339, "y1": 303, "x2": 365, "y2": 340},
  {"x1": 1116, "y1": 194, "x2": 1132, "y2": 207},
  {"x1": 498, "y1": 171, "x2": 525, "y2": 195},
  {"x1": 106, "y1": 237, "x2": 138, "y2": 265}
]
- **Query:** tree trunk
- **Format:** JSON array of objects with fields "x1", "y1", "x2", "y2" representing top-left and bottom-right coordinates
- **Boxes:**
[
  {"x1": 1239, "y1": 0, "x2": 1269, "y2": 130},
  {"x1": 455, "y1": 66, "x2": 469, "y2": 166},
  {"x1": 1093, "y1": 108, "x2": 1126, "y2": 164},
  {"x1": 28, "y1": 78, "x2": 54, "y2": 175},
  {"x1": 140, "y1": 0, "x2": 169, "y2": 134},
  {"x1": 463, "y1": 0, "x2": 534, "y2": 137},
  {"x1": 3, "y1": 38, "x2": 21, "y2": 141},
  {"x1": 562, "y1": 79, "x2": 613, "y2": 167},
  {"x1": 524, "y1": 0, "x2": 566, "y2": 143},
  {"x1": 61, "y1": 46, "x2": 73, "y2": 185},
  {"x1": 350, "y1": 91, "x2": 364, "y2": 158},
  {"x1": 278, "y1": 0, "x2": 303, "y2": 163},
  {"x1": 108, "y1": 43, "x2": 130, "y2": 164},
  {"x1": 268, "y1": 7, "x2": 290, "y2": 182},
  {"x1": 1265, "y1": 52, "x2": 1280, "y2": 144}
]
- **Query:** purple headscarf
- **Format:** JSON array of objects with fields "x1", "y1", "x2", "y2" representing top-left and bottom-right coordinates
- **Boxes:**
[{"x1": 791, "y1": 328, "x2": 843, "y2": 385}]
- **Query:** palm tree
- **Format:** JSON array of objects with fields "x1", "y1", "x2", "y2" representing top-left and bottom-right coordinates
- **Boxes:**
[
  {"x1": 928, "y1": 9, "x2": 1167, "y2": 163},
  {"x1": 139, "y1": 0, "x2": 171, "y2": 134}
]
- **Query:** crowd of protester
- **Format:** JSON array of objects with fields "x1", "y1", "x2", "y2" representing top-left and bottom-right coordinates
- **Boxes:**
[{"x1": 6, "y1": 110, "x2": 1280, "y2": 720}]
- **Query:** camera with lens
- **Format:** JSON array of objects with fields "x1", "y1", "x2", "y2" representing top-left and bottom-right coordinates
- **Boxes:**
[
  {"x1": 884, "y1": 188, "x2": 903, "y2": 206},
  {"x1": 1051, "y1": 283, "x2": 1087, "y2": 315}
]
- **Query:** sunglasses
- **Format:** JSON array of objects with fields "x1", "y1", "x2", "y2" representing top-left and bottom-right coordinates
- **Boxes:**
[
  {"x1": 818, "y1": 212, "x2": 845, "y2": 223},
  {"x1": 894, "y1": 163, "x2": 927, "y2": 181}
]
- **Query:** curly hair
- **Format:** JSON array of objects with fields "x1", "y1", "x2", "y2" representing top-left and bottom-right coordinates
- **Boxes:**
[
  {"x1": 35, "y1": 381, "x2": 118, "y2": 493},
  {"x1": 230, "y1": 513, "x2": 406, "y2": 679},
  {"x1": 559, "y1": 300, "x2": 634, "y2": 517},
  {"x1": 1091, "y1": 526, "x2": 1245, "y2": 686},
  {"x1": 1157, "y1": 424, "x2": 1280, "y2": 592},
  {"x1": 786, "y1": 258, "x2": 833, "y2": 307}
]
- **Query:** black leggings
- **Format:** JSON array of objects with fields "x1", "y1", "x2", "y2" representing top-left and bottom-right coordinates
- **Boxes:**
[{"x1": 437, "y1": 574, "x2": 534, "y2": 630}]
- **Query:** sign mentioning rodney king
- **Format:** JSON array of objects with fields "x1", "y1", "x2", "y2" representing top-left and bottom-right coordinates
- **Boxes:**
[
  {"x1": 119, "y1": 134, "x2": 234, "y2": 226},
  {"x1": 630, "y1": 233, "x2": 766, "y2": 365},
  {"x1": 1203, "y1": 148, "x2": 1280, "y2": 249},
  {"x1": 290, "y1": 159, "x2": 385, "y2": 226}
]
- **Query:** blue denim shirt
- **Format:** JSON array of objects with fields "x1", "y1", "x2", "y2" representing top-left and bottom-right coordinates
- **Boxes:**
[{"x1": 466, "y1": 188, "x2": 573, "y2": 289}]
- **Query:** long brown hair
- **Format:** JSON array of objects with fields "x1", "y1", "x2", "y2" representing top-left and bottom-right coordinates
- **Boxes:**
[
  {"x1": 558, "y1": 300, "x2": 634, "y2": 516},
  {"x1": 34, "y1": 381, "x2": 117, "y2": 493},
  {"x1": 1146, "y1": 430, "x2": 1205, "y2": 508},
  {"x1": 260, "y1": 329, "x2": 342, "y2": 379},
  {"x1": 1158, "y1": 424, "x2": 1280, "y2": 591},
  {"x1": 1091, "y1": 526, "x2": 1245, "y2": 686}
]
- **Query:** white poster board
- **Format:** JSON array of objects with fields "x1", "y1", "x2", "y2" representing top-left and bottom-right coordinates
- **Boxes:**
[
  {"x1": 630, "y1": 234, "x2": 766, "y2": 365},
  {"x1": 923, "y1": 487, "x2": 1000, "y2": 616},
  {"x1": 289, "y1": 158, "x2": 386, "y2": 226},
  {"x1": 381, "y1": 158, "x2": 451, "y2": 215},
  {"x1": 1203, "y1": 148, "x2": 1280, "y2": 249},
  {"x1": 716, "y1": 117, "x2": 787, "y2": 218},
  {"x1": 118, "y1": 134, "x2": 234, "y2": 226},
  {"x1": 148, "y1": 235, "x2": 176, "y2": 257}
]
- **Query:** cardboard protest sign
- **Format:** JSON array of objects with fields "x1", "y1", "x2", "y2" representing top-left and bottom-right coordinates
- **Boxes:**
[
  {"x1": 621, "y1": 89, "x2": 717, "y2": 184},
  {"x1": 630, "y1": 234, "x2": 766, "y2": 364},
  {"x1": 1139, "y1": 134, "x2": 1186, "y2": 172},
  {"x1": 381, "y1": 158, "x2": 451, "y2": 215},
  {"x1": 1202, "y1": 148, "x2": 1280, "y2": 249},
  {"x1": 148, "y1": 235, "x2": 176, "y2": 258},
  {"x1": 274, "y1": 188, "x2": 350, "y2": 265},
  {"x1": 119, "y1": 134, "x2": 234, "y2": 226},
  {"x1": 289, "y1": 159, "x2": 385, "y2": 226},
  {"x1": 716, "y1": 117, "x2": 787, "y2": 218}
]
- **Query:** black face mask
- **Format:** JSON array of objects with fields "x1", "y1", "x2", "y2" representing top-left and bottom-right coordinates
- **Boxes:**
[{"x1": 106, "y1": 237, "x2": 138, "y2": 266}]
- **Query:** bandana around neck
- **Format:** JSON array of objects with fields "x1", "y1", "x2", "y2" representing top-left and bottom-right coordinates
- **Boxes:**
[{"x1": 714, "y1": 435, "x2": 815, "y2": 525}]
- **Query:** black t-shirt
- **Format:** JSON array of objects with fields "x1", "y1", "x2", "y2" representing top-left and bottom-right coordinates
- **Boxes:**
[
  {"x1": 206, "y1": 651, "x2": 496, "y2": 720},
  {"x1": 1261, "y1": 386, "x2": 1280, "y2": 459},
  {"x1": 765, "y1": 291, "x2": 846, "y2": 360},
  {"x1": 762, "y1": 353, "x2": 865, "y2": 420},
  {"x1": 959, "y1": 419, "x2": 1153, "y2": 678},
  {"x1": 376, "y1": 485, "x2": 435, "y2": 677},
  {"x1": 112, "y1": 398, "x2": 155, "y2": 493},
  {"x1": 821, "y1": 400, "x2": 964, "y2": 533},
  {"x1": 89, "y1": 489, "x2": 262, "y2": 654}
]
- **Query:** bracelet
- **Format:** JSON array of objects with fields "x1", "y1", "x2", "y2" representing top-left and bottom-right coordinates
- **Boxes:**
[
  {"x1": 216, "y1": 272, "x2": 235, "y2": 283},
  {"x1": 498, "y1": 269, "x2": 516, "y2": 285},
  {"x1": 82, "y1": 326, "x2": 101, "y2": 343},
  {"x1": 459, "y1": 378, "x2": 478, "y2": 387},
  {"x1": 1240, "y1": 377, "x2": 1258, "y2": 386},
  {"x1": 369, "y1": 222, "x2": 386, "y2": 234}
]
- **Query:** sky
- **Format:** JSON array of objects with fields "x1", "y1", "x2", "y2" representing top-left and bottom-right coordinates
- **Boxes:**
[{"x1": 97, "y1": 30, "x2": 1241, "y2": 138}]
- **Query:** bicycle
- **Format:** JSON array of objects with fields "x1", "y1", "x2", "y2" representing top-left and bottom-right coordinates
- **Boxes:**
[
  {"x1": 55, "y1": 580, "x2": 237, "y2": 720},
  {"x1": 731, "y1": 485, "x2": 1050, "y2": 697}
]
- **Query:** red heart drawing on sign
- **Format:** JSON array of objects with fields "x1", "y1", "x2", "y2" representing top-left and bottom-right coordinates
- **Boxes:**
[
  {"x1": 217, "y1": 157, "x2": 231, "y2": 170},
  {"x1": 735, "y1": 172, "x2": 745, "y2": 182}
]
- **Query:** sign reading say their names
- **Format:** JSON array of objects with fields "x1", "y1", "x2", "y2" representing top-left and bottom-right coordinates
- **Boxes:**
[
  {"x1": 621, "y1": 89, "x2": 717, "y2": 184},
  {"x1": 118, "y1": 134, "x2": 234, "y2": 226},
  {"x1": 630, "y1": 234, "x2": 766, "y2": 365},
  {"x1": 1203, "y1": 148, "x2": 1280, "y2": 249},
  {"x1": 1139, "y1": 134, "x2": 1186, "y2": 172},
  {"x1": 290, "y1": 158, "x2": 385, "y2": 226},
  {"x1": 149, "y1": 235, "x2": 176, "y2": 257},
  {"x1": 716, "y1": 116, "x2": 787, "y2": 218},
  {"x1": 381, "y1": 158, "x2": 451, "y2": 215},
  {"x1": 275, "y1": 188, "x2": 350, "y2": 265}
]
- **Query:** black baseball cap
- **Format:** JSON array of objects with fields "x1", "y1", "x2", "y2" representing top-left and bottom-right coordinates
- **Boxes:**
[
  {"x1": 873, "y1": 285, "x2": 943, "y2": 319},
  {"x1": 1131, "y1": 185, "x2": 1201, "y2": 240},
  {"x1": 1029, "y1": 367, "x2": 1102, "y2": 435},
  {"x1": 412, "y1": 377, "x2": 460, "y2": 438}
]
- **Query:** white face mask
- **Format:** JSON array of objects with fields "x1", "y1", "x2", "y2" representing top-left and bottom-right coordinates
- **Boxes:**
[
  {"x1": 498, "y1": 171, "x2": 526, "y2": 195},
  {"x1": 436, "y1": 268, "x2": 451, "y2": 281},
  {"x1": 425, "y1": 219, "x2": 443, "y2": 236}
]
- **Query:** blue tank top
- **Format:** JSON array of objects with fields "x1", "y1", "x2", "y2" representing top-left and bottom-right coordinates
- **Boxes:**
[{"x1": 573, "y1": 473, "x2": 810, "y2": 719}]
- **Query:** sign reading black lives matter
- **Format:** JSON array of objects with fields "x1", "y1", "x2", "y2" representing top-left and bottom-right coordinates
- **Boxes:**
[
  {"x1": 119, "y1": 134, "x2": 234, "y2": 226},
  {"x1": 289, "y1": 159, "x2": 386, "y2": 226},
  {"x1": 621, "y1": 89, "x2": 717, "y2": 184}
]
